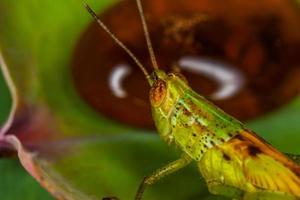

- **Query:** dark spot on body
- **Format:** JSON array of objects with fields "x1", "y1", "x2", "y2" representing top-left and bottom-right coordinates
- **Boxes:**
[
  {"x1": 183, "y1": 108, "x2": 192, "y2": 116},
  {"x1": 234, "y1": 134, "x2": 246, "y2": 141},
  {"x1": 274, "y1": 182, "x2": 280, "y2": 190},
  {"x1": 192, "y1": 133, "x2": 196, "y2": 137},
  {"x1": 248, "y1": 145, "x2": 262, "y2": 156},
  {"x1": 223, "y1": 153, "x2": 231, "y2": 161}
]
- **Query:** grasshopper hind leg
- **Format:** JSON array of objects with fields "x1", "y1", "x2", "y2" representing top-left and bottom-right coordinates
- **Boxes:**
[
  {"x1": 206, "y1": 181, "x2": 298, "y2": 200},
  {"x1": 206, "y1": 180, "x2": 244, "y2": 199},
  {"x1": 243, "y1": 191, "x2": 298, "y2": 200}
]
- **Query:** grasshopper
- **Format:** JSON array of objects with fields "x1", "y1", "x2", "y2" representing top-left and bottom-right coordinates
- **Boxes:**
[{"x1": 84, "y1": 0, "x2": 300, "y2": 199}]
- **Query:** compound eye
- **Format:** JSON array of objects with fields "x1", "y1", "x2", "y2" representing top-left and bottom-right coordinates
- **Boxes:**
[{"x1": 149, "y1": 79, "x2": 167, "y2": 107}]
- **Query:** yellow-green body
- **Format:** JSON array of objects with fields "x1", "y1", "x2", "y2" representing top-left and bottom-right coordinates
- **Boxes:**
[
  {"x1": 150, "y1": 70, "x2": 300, "y2": 200},
  {"x1": 151, "y1": 70, "x2": 242, "y2": 160}
]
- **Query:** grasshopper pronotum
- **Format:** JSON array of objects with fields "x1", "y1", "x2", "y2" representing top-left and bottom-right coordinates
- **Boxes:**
[{"x1": 84, "y1": 0, "x2": 300, "y2": 199}]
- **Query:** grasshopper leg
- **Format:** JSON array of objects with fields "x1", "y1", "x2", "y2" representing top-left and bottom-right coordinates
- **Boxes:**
[
  {"x1": 135, "y1": 154, "x2": 192, "y2": 200},
  {"x1": 243, "y1": 191, "x2": 298, "y2": 200},
  {"x1": 206, "y1": 180, "x2": 243, "y2": 199}
]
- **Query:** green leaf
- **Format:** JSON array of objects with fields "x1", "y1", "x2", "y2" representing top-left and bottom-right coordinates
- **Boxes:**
[
  {"x1": 0, "y1": 1, "x2": 217, "y2": 199},
  {"x1": 0, "y1": 159, "x2": 54, "y2": 200},
  {"x1": 0, "y1": 63, "x2": 11, "y2": 124}
]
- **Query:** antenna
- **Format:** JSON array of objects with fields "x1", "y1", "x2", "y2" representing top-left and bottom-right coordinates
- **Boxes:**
[
  {"x1": 84, "y1": 3, "x2": 151, "y2": 83},
  {"x1": 136, "y1": 0, "x2": 159, "y2": 70}
]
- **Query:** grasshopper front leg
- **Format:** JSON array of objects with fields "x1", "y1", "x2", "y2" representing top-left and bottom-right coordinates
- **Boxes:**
[{"x1": 135, "y1": 154, "x2": 192, "y2": 200}]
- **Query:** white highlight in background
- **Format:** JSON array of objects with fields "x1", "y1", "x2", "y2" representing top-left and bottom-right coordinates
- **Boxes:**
[
  {"x1": 179, "y1": 56, "x2": 245, "y2": 100},
  {"x1": 109, "y1": 64, "x2": 131, "y2": 98}
]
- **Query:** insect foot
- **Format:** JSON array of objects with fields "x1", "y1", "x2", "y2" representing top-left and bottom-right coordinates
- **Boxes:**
[{"x1": 135, "y1": 177, "x2": 149, "y2": 200}]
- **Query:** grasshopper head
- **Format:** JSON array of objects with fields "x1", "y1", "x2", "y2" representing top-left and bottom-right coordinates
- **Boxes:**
[
  {"x1": 149, "y1": 69, "x2": 188, "y2": 107},
  {"x1": 149, "y1": 69, "x2": 189, "y2": 141},
  {"x1": 149, "y1": 70, "x2": 168, "y2": 107}
]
